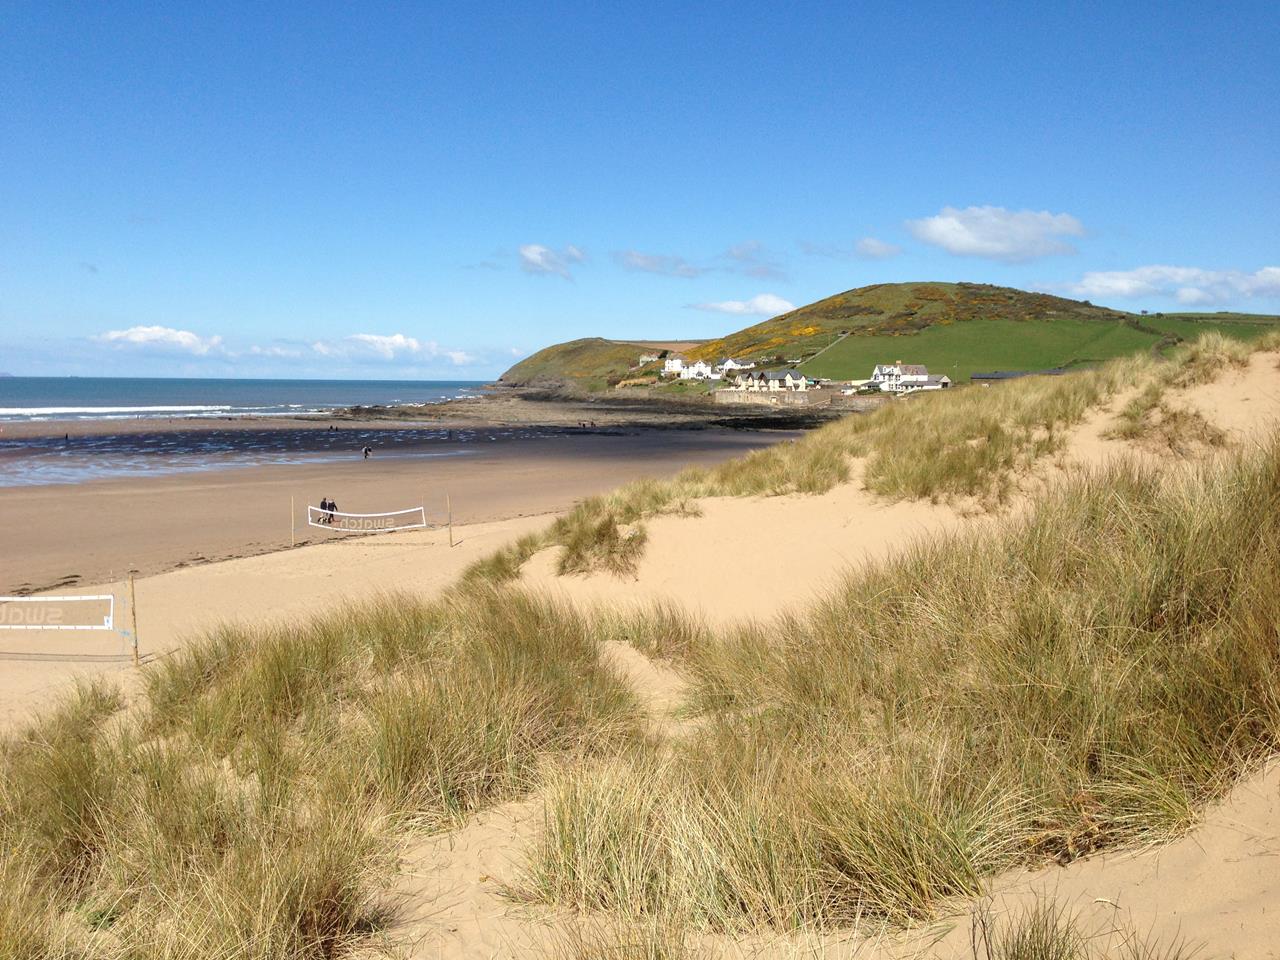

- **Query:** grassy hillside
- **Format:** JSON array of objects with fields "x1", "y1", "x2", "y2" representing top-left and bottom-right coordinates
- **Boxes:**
[
  {"x1": 802, "y1": 309, "x2": 1280, "y2": 382},
  {"x1": 499, "y1": 338, "x2": 658, "y2": 392},
  {"x1": 685, "y1": 281, "x2": 1128, "y2": 364},
  {"x1": 500, "y1": 284, "x2": 1280, "y2": 389}
]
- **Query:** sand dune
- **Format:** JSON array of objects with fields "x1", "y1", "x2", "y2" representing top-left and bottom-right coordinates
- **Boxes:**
[{"x1": 8, "y1": 352, "x2": 1280, "y2": 958}]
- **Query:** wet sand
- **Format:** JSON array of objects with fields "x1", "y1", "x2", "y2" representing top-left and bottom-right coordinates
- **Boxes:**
[{"x1": 0, "y1": 428, "x2": 791, "y2": 594}]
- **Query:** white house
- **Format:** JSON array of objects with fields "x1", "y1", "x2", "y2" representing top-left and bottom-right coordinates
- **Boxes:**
[
  {"x1": 638, "y1": 353, "x2": 660, "y2": 364},
  {"x1": 662, "y1": 355, "x2": 686, "y2": 376},
  {"x1": 717, "y1": 357, "x2": 756, "y2": 373},
  {"x1": 679, "y1": 359, "x2": 720, "y2": 380},
  {"x1": 870, "y1": 362, "x2": 951, "y2": 394},
  {"x1": 871, "y1": 362, "x2": 929, "y2": 393},
  {"x1": 734, "y1": 369, "x2": 810, "y2": 392}
]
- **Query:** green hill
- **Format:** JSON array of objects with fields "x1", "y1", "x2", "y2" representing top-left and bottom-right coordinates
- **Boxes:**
[
  {"x1": 500, "y1": 283, "x2": 1280, "y2": 389},
  {"x1": 499, "y1": 338, "x2": 657, "y2": 392}
]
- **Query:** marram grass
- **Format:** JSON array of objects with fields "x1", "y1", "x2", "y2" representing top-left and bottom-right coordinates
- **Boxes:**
[
  {"x1": 522, "y1": 440, "x2": 1280, "y2": 931},
  {"x1": 0, "y1": 585, "x2": 641, "y2": 959}
]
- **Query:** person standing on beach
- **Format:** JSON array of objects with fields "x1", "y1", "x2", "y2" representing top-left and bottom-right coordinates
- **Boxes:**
[
  {"x1": 328, "y1": 498, "x2": 338, "y2": 523},
  {"x1": 362, "y1": 445, "x2": 372, "y2": 459}
]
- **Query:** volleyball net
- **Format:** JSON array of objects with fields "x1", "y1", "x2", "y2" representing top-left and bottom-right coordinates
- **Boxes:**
[
  {"x1": 306, "y1": 504, "x2": 428, "y2": 533},
  {"x1": 0, "y1": 594, "x2": 116, "y2": 631}
]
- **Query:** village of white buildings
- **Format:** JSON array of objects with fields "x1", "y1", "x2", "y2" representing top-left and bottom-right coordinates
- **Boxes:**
[{"x1": 656, "y1": 353, "x2": 955, "y2": 404}]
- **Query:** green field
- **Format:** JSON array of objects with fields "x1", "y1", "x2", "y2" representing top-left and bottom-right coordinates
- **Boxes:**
[
  {"x1": 1144, "y1": 313, "x2": 1280, "y2": 343},
  {"x1": 798, "y1": 319, "x2": 1151, "y2": 381},
  {"x1": 800, "y1": 315, "x2": 1280, "y2": 382}
]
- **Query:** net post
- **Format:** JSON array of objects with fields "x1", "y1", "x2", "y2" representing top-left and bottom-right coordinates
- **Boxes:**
[
  {"x1": 291, "y1": 495, "x2": 295, "y2": 547},
  {"x1": 128, "y1": 574, "x2": 139, "y2": 666},
  {"x1": 447, "y1": 494, "x2": 454, "y2": 547}
]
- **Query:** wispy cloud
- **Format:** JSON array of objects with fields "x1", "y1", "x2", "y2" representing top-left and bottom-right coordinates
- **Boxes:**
[
  {"x1": 614, "y1": 249, "x2": 707, "y2": 278},
  {"x1": 855, "y1": 237, "x2": 902, "y2": 259},
  {"x1": 692, "y1": 293, "x2": 795, "y2": 317},
  {"x1": 1068, "y1": 265, "x2": 1280, "y2": 305},
  {"x1": 519, "y1": 243, "x2": 587, "y2": 279},
  {"x1": 248, "y1": 344, "x2": 305, "y2": 359},
  {"x1": 907, "y1": 205, "x2": 1085, "y2": 262},
  {"x1": 614, "y1": 242, "x2": 787, "y2": 280},
  {"x1": 94, "y1": 325, "x2": 223, "y2": 355},
  {"x1": 725, "y1": 240, "x2": 787, "y2": 280},
  {"x1": 311, "y1": 333, "x2": 477, "y2": 366},
  {"x1": 800, "y1": 237, "x2": 902, "y2": 261}
]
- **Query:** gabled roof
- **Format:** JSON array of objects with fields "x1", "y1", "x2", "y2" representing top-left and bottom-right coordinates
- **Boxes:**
[
  {"x1": 764, "y1": 369, "x2": 806, "y2": 380},
  {"x1": 873, "y1": 362, "x2": 928, "y2": 375}
]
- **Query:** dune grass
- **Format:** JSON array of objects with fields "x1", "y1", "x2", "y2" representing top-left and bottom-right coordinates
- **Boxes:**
[
  {"x1": 0, "y1": 586, "x2": 641, "y2": 958},
  {"x1": 473, "y1": 332, "x2": 1280, "y2": 583},
  {"x1": 521, "y1": 440, "x2": 1280, "y2": 932},
  {"x1": 467, "y1": 353, "x2": 1143, "y2": 583},
  {"x1": 10, "y1": 336, "x2": 1280, "y2": 957}
]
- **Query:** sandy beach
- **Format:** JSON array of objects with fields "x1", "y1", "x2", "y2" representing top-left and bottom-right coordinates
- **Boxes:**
[{"x1": 0, "y1": 424, "x2": 791, "y2": 594}]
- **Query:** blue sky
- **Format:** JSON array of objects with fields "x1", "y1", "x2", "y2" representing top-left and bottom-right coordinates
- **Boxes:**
[{"x1": 2, "y1": 1, "x2": 1277, "y2": 379}]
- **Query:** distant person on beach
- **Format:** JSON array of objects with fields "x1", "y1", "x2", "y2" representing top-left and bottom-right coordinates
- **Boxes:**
[
  {"x1": 362, "y1": 446, "x2": 372, "y2": 459},
  {"x1": 327, "y1": 498, "x2": 338, "y2": 523}
]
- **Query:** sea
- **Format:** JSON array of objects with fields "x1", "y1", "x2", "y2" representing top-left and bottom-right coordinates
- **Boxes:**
[
  {"x1": 0, "y1": 376, "x2": 506, "y2": 487},
  {"x1": 0, "y1": 376, "x2": 485, "y2": 422}
]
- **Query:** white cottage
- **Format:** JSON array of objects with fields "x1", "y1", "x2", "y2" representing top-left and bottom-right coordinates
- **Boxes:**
[
  {"x1": 870, "y1": 362, "x2": 950, "y2": 394},
  {"x1": 662, "y1": 355, "x2": 686, "y2": 376},
  {"x1": 679, "y1": 359, "x2": 720, "y2": 380}
]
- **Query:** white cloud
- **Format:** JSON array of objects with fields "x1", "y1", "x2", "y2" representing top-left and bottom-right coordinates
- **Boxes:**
[
  {"x1": 855, "y1": 237, "x2": 902, "y2": 259},
  {"x1": 519, "y1": 243, "x2": 587, "y2": 279},
  {"x1": 95, "y1": 325, "x2": 223, "y2": 355},
  {"x1": 692, "y1": 293, "x2": 795, "y2": 317},
  {"x1": 906, "y1": 205, "x2": 1085, "y2": 262},
  {"x1": 346, "y1": 332, "x2": 424, "y2": 359},
  {"x1": 1068, "y1": 265, "x2": 1280, "y2": 305},
  {"x1": 615, "y1": 249, "x2": 706, "y2": 278},
  {"x1": 311, "y1": 333, "x2": 477, "y2": 366}
]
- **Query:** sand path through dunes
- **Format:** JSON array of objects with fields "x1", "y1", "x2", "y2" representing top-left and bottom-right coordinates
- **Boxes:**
[
  {"x1": 1179, "y1": 350, "x2": 1280, "y2": 444},
  {"x1": 519, "y1": 464, "x2": 976, "y2": 625},
  {"x1": 379, "y1": 797, "x2": 554, "y2": 960}
]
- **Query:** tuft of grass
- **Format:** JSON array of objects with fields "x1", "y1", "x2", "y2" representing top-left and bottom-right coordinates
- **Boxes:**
[
  {"x1": 1, "y1": 587, "x2": 640, "y2": 957},
  {"x1": 970, "y1": 901, "x2": 1201, "y2": 960},
  {"x1": 462, "y1": 531, "x2": 549, "y2": 585},
  {"x1": 972, "y1": 901, "x2": 1087, "y2": 960},
  {"x1": 549, "y1": 918, "x2": 697, "y2": 960},
  {"x1": 522, "y1": 440, "x2": 1280, "y2": 930},
  {"x1": 597, "y1": 601, "x2": 713, "y2": 662}
]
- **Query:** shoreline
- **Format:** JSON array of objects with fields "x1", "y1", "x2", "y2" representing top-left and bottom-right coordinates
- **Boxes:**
[{"x1": 0, "y1": 386, "x2": 838, "y2": 439}]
